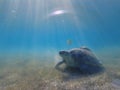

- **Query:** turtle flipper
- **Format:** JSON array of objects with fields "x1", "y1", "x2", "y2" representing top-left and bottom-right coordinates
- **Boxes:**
[
  {"x1": 55, "y1": 60, "x2": 65, "y2": 71},
  {"x1": 55, "y1": 60, "x2": 64, "y2": 67}
]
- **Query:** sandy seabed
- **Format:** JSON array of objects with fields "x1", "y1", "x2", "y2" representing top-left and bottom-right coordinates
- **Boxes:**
[{"x1": 0, "y1": 47, "x2": 120, "y2": 90}]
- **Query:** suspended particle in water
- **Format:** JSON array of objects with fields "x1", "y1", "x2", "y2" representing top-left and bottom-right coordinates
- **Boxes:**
[
  {"x1": 62, "y1": 19, "x2": 65, "y2": 23},
  {"x1": 67, "y1": 39, "x2": 72, "y2": 45},
  {"x1": 11, "y1": 9, "x2": 17, "y2": 18},
  {"x1": 11, "y1": 10, "x2": 16, "y2": 13}
]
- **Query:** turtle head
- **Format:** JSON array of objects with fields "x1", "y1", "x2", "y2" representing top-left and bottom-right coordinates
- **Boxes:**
[
  {"x1": 59, "y1": 51, "x2": 69, "y2": 56},
  {"x1": 59, "y1": 51, "x2": 69, "y2": 57}
]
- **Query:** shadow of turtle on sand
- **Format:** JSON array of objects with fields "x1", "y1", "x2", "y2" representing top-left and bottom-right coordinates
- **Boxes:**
[
  {"x1": 56, "y1": 66, "x2": 105, "y2": 81},
  {"x1": 64, "y1": 66, "x2": 104, "y2": 74}
]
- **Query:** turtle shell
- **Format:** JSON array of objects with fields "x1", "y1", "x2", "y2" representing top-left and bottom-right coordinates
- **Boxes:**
[{"x1": 59, "y1": 47, "x2": 103, "y2": 73}]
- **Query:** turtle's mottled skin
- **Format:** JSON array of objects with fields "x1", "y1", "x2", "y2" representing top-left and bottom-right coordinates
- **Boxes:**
[{"x1": 55, "y1": 47, "x2": 103, "y2": 73}]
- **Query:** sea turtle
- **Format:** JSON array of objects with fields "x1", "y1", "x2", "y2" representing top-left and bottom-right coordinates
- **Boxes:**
[{"x1": 55, "y1": 47, "x2": 103, "y2": 73}]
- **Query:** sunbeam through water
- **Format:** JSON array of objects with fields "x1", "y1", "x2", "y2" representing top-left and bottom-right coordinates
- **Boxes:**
[{"x1": 0, "y1": 0, "x2": 120, "y2": 90}]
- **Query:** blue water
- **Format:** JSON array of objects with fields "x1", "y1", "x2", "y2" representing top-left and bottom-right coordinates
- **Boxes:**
[
  {"x1": 0, "y1": 0, "x2": 120, "y2": 53},
  {"x1": 0, "y1": 0, "x2": 120, "y2": 89}
]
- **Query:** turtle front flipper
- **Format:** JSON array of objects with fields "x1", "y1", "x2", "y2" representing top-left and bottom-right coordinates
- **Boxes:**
[{"x1": 55, "y1": 60, "x2": 65, "y2": 71}]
